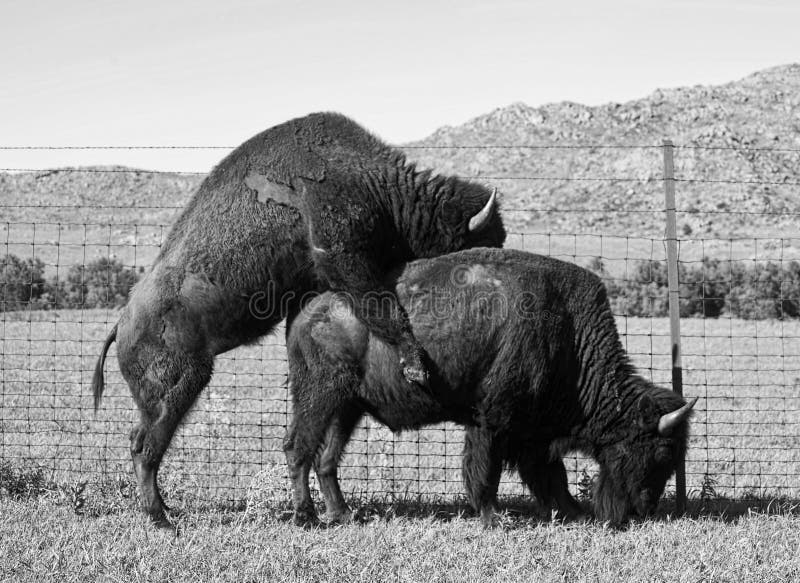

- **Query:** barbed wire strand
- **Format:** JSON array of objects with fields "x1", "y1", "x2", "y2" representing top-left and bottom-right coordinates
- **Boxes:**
[
  {"x1": 2, "y1": 143, "x2": 800, "y2": 152},
  {"x1": 3, "y1": 167, "x2": 800, "y2": 187}
]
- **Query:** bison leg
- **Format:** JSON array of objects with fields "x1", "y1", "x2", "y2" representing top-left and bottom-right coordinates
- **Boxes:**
[
  {"x1": 314, "y1": 405, "x2": 363, "y2": 524},
  {"x1": 285, "y1": 357, "x2": 360, "y2": 526},
  {"x1": 518, "y1": 454, "x2": 585, "y2": 520},
  {"x1": 307, "y1": 244, "x2": 428, "y2": 387},
  {"x1": 283, "y1": 417, "x2": 318, "y2": 527},
  {"x1": 125, "y1": 350, "x2": 213, "y2": 528},
  {"x1": 462, "y1": 426, "x2": 505, "y2": 528}
]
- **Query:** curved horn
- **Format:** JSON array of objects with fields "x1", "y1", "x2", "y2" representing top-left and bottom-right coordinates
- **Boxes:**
[
  {"x1": 468, "y1": 188, "x2": 497, "y2": 232},
  {"x1": 657, "y1": 396, "x2": 698, "y2": 436},
  {"x1": 307, "y1": 218, "x2": 327, "y2": 255}
]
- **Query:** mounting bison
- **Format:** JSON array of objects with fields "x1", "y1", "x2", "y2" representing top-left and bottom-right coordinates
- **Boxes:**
[
  {"x1": 90, "y1": 112, "x2": 505, "y2": 527},
  {"x1": 285, "y1": 248, "x2": 696, "y2": 527}
]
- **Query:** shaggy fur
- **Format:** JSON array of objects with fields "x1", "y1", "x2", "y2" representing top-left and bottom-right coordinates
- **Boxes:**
[
  {"x1": 90, "y1": 113, "x2": 505, "y2": 527},
  {"x1": 285, "y1": 248, "x2": 693, "y2": 526}
]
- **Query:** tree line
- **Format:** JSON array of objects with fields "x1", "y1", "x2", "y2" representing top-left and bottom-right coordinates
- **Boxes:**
[
  {"x1": 1, "y1": 255, "x2": 139, "y2": 311},
  {"x1": 2, "y1": 253, "x2": 800, "y2": 320},
  {"x1": 589, "y1": 256, "x2": 800, "y2": 320}
]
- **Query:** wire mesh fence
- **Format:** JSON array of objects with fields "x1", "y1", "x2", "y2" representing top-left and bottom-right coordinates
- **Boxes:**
[{"x1": 1, "y1": 141, "x2": 799, "y2": 508}]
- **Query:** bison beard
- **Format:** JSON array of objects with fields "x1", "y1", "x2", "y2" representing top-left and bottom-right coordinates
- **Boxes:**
[
  {"x1": 90, "y1": 112, "x2": 505, "y2": 528},
  {"x1": 285, "y1": 248, "x2": 696, "y2": 527}
]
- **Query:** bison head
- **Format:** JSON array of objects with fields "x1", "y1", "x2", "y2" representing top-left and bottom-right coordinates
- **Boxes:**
[
  {"x1": 593, "y1": 395, "x2": 697, "y2": 525},
  {"x1": 434, "y1": 186, "x2": 505, "y2": 254}
]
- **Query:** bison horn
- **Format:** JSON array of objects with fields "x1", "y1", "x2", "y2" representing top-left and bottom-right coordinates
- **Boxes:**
[
  {"x1": 468, "y1": 188, "x2": 497, "y2": 232},
  {"x1": 657, "y1": 396, "x2": 698, "y2": 436},
  {"x1": 306, "y1": 220, "x2": 327, "y2": 255}
]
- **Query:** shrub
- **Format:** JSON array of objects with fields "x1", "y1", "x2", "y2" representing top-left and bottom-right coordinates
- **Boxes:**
[
  {"x1": 0, "y1": 460, "x2": 48, "y2": 499},
  {"x1": 587, "y1": 256, "x2": 800, "y2": 320},
  {"x1": 681, "y1": 257, "x2": 728, "y2": 318},
  {"x1": 57, "y1": 257, "x2": 138, "y2": 309},
  {"x1": 725, "y1": 260, "x2": 800, "y2": 319},
  {"x1": 597, "y1": 259, "x2": 671, "y2": 317},
  {"x1": 0, "y1": 254, "x2": 47, "y2": 311}
]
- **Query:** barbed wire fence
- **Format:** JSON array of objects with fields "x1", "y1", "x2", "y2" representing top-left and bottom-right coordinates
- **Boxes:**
[{"x1": 1, "y1": 141, "x2": 799, "y2": 511}]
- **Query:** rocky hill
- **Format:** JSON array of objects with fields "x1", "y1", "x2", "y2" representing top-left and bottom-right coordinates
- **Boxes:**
[
  {"x1": 2, "y1": 64, "x2": 799, "y2": 241},
  {"x1": 0, "y1": 167, "x2": 202, "y2": 225},
  {"x1": 405, "y1": 63, "x2": 800, "y2": 240}
]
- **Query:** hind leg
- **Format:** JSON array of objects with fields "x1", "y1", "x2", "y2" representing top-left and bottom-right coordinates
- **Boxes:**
[
  {"x1": 283, "y1": 416, "x2": 317, "y2": 526},
  {"x1": 462, "y1": 426, "x2": 505, "y2": 528},
  {"x1": 285, "y1": 387, "x2": 356, "y2": 526},
  {"x1": 518, "y1": 452, "x2": 584, "y2": 520},
  {"x1": 125, "y1": 349, "x2": 213, "y2": 528},
  {"x1": 314, "y1": 404, "x2": 363, "y2": 524},
  {"x1": 285, "y1": 345, "x2": 359, "y2": 526}
]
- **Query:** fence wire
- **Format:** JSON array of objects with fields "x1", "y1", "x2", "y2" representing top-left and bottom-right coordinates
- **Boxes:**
[{"x1": 1, "y1": 142, "x2": 799, "y2": 508}]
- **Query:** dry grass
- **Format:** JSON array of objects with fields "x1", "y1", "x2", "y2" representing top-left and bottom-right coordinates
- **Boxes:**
[{"x1": 1, "y1": 493, "x2": 799, "y2": 582}]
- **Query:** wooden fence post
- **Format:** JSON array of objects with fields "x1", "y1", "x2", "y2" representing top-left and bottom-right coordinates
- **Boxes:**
[{"x1": 662, "y1": 139, "x2": 687, "y2": 514}]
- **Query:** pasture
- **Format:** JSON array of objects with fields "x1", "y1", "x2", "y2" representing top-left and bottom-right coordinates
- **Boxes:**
[
  {"x1": 2, "y1": 309, "x2": 800, "y2": 581},
  {"x1": 1, "y1": 496, "x2": 799, "y2": 582}
]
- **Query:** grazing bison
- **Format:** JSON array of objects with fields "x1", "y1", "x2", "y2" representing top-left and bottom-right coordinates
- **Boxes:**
[
  {"x1": 285, "y1": 248, "x2": 696, "y2": 526},
  {"x1": 91, "y1": 112, "x2": 505, "y2": 527}
]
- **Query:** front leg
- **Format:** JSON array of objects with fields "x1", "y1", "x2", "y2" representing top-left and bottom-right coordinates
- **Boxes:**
[
  {"x1": 518, "y1": 453, "x2": 585, "y2": 520},
  {"x1": 462, "y1": 426, "x2": 506, "y2": 528},
  {"x1": 310, "y1": 245, "x2": 428, "y2": 386}
]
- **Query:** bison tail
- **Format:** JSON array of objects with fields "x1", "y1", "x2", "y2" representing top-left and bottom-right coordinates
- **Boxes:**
[{"x1": 92, "y1": 323, "x2": 118, "y2": 412}]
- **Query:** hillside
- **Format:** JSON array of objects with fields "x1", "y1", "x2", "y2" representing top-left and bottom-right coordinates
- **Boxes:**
[
  {"x1": 1, "y1": 64, "x2": 799, "y2": 242},
  {"x1": 0, "y1": 167, "x2": 202, "y2": 225},
  {"x1": 406, "y1": 63, "x2": 800, "y2": 239}
]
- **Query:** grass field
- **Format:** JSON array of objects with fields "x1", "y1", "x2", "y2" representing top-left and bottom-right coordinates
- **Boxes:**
[{"x1": 1, "y1": 493, "x2": 799, "y2": 582}]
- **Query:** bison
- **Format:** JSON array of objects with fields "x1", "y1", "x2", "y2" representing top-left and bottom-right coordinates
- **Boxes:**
[
  {"x1": 285, "y1": 248, "x2": 696, "y2": 526},
  {"x1": 91, "y1": 112, "x2": 505, "y2": 527}
]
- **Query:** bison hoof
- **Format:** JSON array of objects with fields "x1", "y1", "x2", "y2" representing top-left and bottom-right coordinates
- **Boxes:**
[
  {"x1": 323, "y1": 508, "x2": 353, "y2": 525},
  {"x1": 549, "y1": 509, "x2": 589, "y2": 524},
  {"x1": 569, "y1": 512, "x2": 590, "y2": 524},
  {"x1": 149, "y1": 513, "x2": 177, "y2": 533},
  {"x1": 293, "y1": 509, "x2": 320, "y2": 528},
  {"x1": 478, "y1": 506, "x2": 504, "y2": 529},
  {"x1": 480, "y1": 512, "x2": 502, "y2": 529},
  {"x1": 399, "y1": 358, "x2": 429, "y2": 387}
]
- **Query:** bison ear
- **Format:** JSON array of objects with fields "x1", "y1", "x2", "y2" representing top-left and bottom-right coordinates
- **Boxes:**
[{"x1": 637, "y1": 395, "x2": 659, "y2": 430}]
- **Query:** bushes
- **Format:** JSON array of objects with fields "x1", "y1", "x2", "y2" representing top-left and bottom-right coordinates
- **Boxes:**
[
  {"x1": 603, "y1": 260, "x2": 671, "y2": 317},
  {"x1": 4, "y1": 252, "x2": 800, "y2": 320},
  {"x1": 589, "y1": 256, "x2": 800, "y2": 319},
  {"x1": 1, "y1": 254, "x2": 47, "y2": 310},
  {"x1": 0, "y1": 254, "x2": 138, "y2": 311},
  {"x1": 58, "y1": 257, "x2": 139, "y2": 309}
]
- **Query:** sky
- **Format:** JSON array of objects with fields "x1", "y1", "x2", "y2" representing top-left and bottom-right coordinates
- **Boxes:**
[{"x1": 1, "y1": 0, "x2": 798, "y2": 172}]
